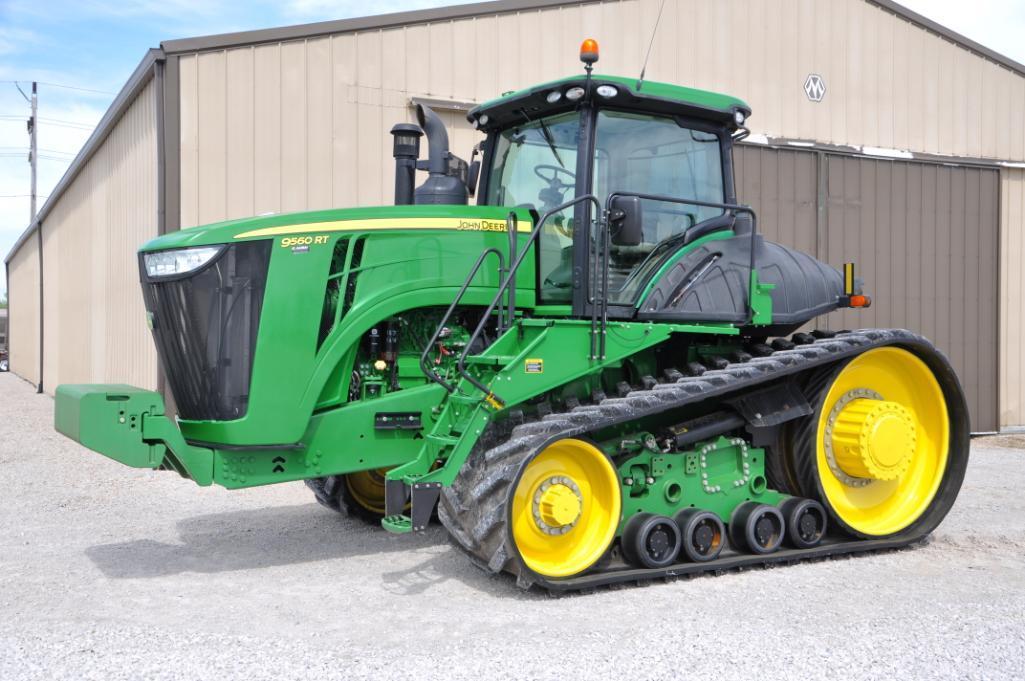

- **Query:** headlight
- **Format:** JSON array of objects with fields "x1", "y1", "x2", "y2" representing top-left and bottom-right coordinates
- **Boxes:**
[
  {"x1": 595, "y1": 85, "x2": 618, "y2": 98},
  {"x1": 734, "y1": 110, "x2": 746, "y2": 126},
  {"x1": 546, "y1": 90, "x2": 562, "y2": 104},
  {"x1": 565, "y1": 87, "x2": 586, "y2": 101},
  {"x1": 144, "y1": 246, "x2": 223, "y2": 278}
]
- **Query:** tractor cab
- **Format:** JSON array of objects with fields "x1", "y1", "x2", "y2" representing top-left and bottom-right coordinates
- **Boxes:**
[{"x1": 471, "y1": 63, "x2": 751, "y2": 317}]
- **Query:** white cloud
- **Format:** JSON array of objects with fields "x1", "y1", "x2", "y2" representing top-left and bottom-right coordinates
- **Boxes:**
[{"x1": 0, "y1": 26, "x2": 42, "y2": 57}]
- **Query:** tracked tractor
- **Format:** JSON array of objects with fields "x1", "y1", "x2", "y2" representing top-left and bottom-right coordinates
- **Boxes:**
[{"x1": 56, "y1": 41, "x2": 969, "y2": 591}]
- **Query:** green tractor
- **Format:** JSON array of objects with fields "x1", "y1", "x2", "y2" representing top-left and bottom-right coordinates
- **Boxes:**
[{"x1": 56, "y1": 42, "x2": 969, "y2": 591}]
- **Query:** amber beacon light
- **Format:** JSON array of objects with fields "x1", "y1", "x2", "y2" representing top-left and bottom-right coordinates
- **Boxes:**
[{"x1": 580, "y1": 38, "x2": 599, "y2": 65}]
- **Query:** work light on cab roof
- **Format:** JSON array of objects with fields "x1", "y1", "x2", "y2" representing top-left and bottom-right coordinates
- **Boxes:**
[{"x1": 54, "y1": 38, "x2": 970, "y2": 594}]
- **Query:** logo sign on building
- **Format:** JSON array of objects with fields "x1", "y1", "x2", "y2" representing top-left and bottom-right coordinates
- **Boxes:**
[{"x1": 804, "y1": 74, "x2": 826, "y2": 102}]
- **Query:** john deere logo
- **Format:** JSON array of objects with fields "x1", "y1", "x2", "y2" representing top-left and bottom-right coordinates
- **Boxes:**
[{"x1": 804, "y1": 74, "x2": 826, "y2": 102}]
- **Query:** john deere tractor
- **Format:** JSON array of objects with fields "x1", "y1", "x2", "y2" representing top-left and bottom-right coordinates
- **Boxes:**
[{"x1": 56, "y1": 41, "x2": 969, "y2": 591}]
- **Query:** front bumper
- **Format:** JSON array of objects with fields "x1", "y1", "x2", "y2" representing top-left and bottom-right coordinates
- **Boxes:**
[{"x1": 55, "y1": 384, "x2": 215, "y2": 486}]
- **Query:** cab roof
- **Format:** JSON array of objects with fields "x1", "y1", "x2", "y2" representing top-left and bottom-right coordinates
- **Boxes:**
[{"x1": 468, "y1": 74, "x2": 751, "y2": 132}]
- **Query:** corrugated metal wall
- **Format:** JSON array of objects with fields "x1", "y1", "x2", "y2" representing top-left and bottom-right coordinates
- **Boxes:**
[
  {"x1": 7, "y1": 238, "x2": 40, "y2": 384},
  {"x1": 735, "y1": 145, "x2": 1000, "y2": 431},
  {"x1": 177, "y1": 0, "x2": 1025, "y2": 230},
  {"x1": 734, "y1": 146, "x2": 819, "y2": 256},
  {"x1": 1001, "y1": 169, "x2": 1025, "y2": 428},
  {"x1": 36, "y1": 78, "x2": 159, "y2": 392}
]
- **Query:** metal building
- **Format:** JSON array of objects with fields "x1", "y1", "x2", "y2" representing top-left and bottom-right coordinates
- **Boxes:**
[{"x1": 5, "y1": 0, "x2": 1024, "y2": 431}]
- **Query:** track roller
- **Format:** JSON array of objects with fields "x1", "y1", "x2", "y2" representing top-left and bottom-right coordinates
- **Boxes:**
[
  {"x1": 779, "y1": 497, "x2": 827, "y2": 549},
  {"x1": 729, "y1": 502, "x2": 785, "y2": 554},
  {"x1": 702, "y1": 355, "x2": 730, "y2": 370},
  {"x1": 685, "y1": 361, "x2": 706, "y2": 377},
  {"x1": 792, "y1": 332, "x2": 815, "y2": 345},
  {"x1": 621, "y1": 513, "x2": 682, "y2": 568},
  {"x1": 673, "y1": 509, "x2": 726, "y2": 562}
]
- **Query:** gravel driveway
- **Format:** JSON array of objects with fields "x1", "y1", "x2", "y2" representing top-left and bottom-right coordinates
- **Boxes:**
[{"x1": 1, "y1": 372, "x2": 1023, "y2": 680}]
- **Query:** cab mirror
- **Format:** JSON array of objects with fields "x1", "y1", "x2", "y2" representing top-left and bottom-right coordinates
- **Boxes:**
[{"x1": 609, "y1": 196, "x2": 643, "y2": 246}]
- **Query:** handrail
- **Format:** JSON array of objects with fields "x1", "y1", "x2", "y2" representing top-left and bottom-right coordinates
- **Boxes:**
[
  {"x1": 599, "y1": 191, "x2": 760, "y2": 359},
  {"x1": 419, "y1": 247, "x2": 505, "y2": 393},
  {"x1": 457, "y1": 194, "x2": 603, "y2": 407},
  {"x1": 505, "y1": 211, "x2": 517, "y2": 329}
]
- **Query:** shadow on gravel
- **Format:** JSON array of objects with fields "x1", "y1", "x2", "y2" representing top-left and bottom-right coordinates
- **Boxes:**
[{"x1": 85, "y1": 503, "x2": 450, "y2": 579}]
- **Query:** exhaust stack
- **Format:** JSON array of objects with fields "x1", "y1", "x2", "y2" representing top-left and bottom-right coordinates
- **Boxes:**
[{"x1": 414, "y1": 104, "x2": 468, "y2": 205}]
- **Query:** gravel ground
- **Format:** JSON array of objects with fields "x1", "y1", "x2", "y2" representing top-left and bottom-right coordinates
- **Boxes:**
[{"x1": 1, "y1": 372, "x2": 1024, "y2": 680}]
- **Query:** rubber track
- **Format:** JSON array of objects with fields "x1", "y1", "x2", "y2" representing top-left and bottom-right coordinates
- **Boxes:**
[{"x1": 439, "y1": 328, "x2": 942, "y2": 592}]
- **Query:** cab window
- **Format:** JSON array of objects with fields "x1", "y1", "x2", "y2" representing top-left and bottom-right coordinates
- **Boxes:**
[{"x1": 592, "y1": 110, "x2": 725, "y2": 304}]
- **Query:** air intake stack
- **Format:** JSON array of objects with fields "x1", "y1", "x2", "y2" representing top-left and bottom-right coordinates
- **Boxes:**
[{"x1": 390, "y1": 123, "x2": 422, "y2": 205}]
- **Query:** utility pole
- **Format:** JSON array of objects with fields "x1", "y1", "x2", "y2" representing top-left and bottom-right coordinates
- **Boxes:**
[{"x1": 28, "y1": 81, "x2": 37, "y2": 222}]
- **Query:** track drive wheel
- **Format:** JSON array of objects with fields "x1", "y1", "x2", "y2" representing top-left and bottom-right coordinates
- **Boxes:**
[
  {"x1": 305, "y1": 468, "x2": 407, "y2": 522},
  {"x1": 792, "y1": 345, "x2": 970, "y2": 539}
]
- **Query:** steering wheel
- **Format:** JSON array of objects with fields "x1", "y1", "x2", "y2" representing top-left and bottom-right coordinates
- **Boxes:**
[
  {"x1": 534, "y1": 164, "x2": 576, "y2": 187},
  {"x1": 534, "y1": 165, "x2": 577, "y2": 237}
]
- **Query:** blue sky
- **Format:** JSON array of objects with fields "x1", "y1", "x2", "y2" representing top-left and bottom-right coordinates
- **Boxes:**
[
  {"x1": 0, "y1": 0, "x2": 480, "y2": 297},
  {"x1": 2, "y1": 0, "x2": 1024, "y2": 298}
]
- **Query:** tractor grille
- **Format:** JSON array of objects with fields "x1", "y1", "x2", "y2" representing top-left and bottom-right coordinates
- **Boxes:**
[{"x1": 141, "y1": 241, "x2": 272, "y2": 421}]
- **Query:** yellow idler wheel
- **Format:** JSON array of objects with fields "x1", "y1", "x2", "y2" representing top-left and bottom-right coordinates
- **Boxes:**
[
  {"x1": 510, "y1": 439, "x2": 622, "y2": 578},
  {"x1": 814, "y1": 346, "x2": 949, "y2": 536}
]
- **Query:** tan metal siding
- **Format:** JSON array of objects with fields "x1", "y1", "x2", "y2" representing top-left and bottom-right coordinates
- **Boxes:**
[
  {"x1": 176, "y1": 0, "x2": 1025, "y2": 226},
  {"x1": 736, "y1": 146, "x2": 1000, "y2": 431},
  {"x1": 38, "y1": 78, "x2": 159, "y2": 393},
  {"x1": 7, "y1": 237, "x2": 40, "y2": 384},
  {"x1": 1001, "y1": 169, "x2": 1025, "y2": 427}
]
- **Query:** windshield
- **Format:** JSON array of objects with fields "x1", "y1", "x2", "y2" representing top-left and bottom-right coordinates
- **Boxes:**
[
  {"x1": 486, "y1": 112, "x2": 582, "y2": 303},
  {"x1": 593, "y1": 110, "x2": 726, "y2": 304}
]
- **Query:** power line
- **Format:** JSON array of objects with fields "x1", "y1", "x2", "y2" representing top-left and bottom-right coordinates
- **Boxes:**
[
  {"x1": 0, "y1": 194, "x2": 50, "y2": 199},
  {"x1": 0, "y1": 115, "x2": 95, "y2": 130},
  {"x1": 0, "y1": 146, "x2": 76, "y2": 155},
  {"x1": 2, "y1": 80, "x2": 114, "y2": 96}
]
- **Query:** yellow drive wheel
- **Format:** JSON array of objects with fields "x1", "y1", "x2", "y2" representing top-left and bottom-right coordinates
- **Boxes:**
[
  {"x1": 812, "y1": 346, "x2": 950, "y2": 536},
  {"x1": 345, "y1": 468, "x2": 400, "y2": 516},
  {"x1": 510, "y1": 439, "x2": 622, "y2": 578}
]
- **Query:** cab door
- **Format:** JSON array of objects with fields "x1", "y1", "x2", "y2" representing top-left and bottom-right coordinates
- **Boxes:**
[{"x1": 580, "y1": 109, "x2": 733, "y2": 317}]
